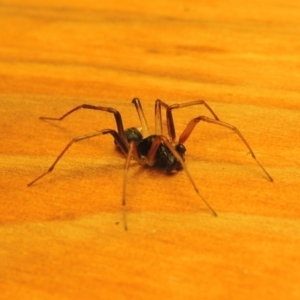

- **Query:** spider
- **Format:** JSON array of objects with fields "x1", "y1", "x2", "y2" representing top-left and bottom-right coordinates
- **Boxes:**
[{"x1": 28, "y1": 98, "x2": 273, "y2": 229}]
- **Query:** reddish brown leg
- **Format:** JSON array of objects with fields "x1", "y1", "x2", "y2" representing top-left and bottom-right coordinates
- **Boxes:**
[
  {"x1": 131, "y1": 98, "x2": 150, "y2": 137},
  {"x1": 28, "y1": 129, "x2": 127, "y2": 186},
  {"x1": 121, "y1": 137, "x2": 162, "y2": 230},
  {"x1": 179, "y1": 116, "x2": 273, "y2": 182},
  {"x1": 155, "y1": 100, "x2": 163, "y2": 135},
  {"x1": 122, "y1": 141, "x2": 142, "y2": 230},
  {"x1": 122, "y1": 134, "x2": 217, "y2": 230},
  {"x1": 40, "y1": 104, "x2": 128, "y2": 146},
  {"x1": 155, "y1": 99, "x2": 220, "y2": 142},
  {"x1": 158, "y1": 136, "x2": 217, "y2": 216}
]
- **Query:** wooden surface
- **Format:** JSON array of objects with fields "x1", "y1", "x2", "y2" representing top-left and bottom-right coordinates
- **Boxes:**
[{"x1": 1, "y1": 0, "x2": 300, "y2": 299}]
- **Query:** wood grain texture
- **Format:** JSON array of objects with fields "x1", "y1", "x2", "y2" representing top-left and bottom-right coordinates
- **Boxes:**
[{"x1": 1, "y1": 0, "x2": 300, "y2": 299}]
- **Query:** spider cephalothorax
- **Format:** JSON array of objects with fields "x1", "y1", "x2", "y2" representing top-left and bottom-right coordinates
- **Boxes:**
[
  {"x1": 28, "y1": 98, "x2": 273, "y2": 230},
  {"x1": 136, "y1": 135, "x2": 186, "y2": 172}
]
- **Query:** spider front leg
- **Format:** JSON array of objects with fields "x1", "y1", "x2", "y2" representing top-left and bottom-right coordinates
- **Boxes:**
[
  {"x1": 27, "y1": 129, "x2": 128, "y2": 186},
  {"x1": 40, "y1": 104, "x2": 128, "y2": 146},
  {"x1": 122, "y1": 140, "x2": 141, "y2": 231},
  {"x1": 179, "y1": 116, "x2": 273, "y2": 182},
  {"x1": 155, "y1": 99, "x2": 220, "y2": 140},
  {"x1": 122, "y1": 136, "x2": 217, "y2": 230},
  {"x1": 121, "y1": 138, "x2": 161, "y2": 230}
]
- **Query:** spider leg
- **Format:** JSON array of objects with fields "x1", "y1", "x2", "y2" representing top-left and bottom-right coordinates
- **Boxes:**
[
  {"x1": 179, "y1": 116, "x2": 273, "y2": 182},
  {"x1": 122, "y1": 135, "x2": 217, "y2": 229},
  {"x1": 40, "y1": 104, "x2": 128, "y2": 146},
  {"x1": 122, "y1": 138, "x2": 162, "y2": 230},
  {"x1": 27, "y1": 129, "x2": 127, "y2": 186},
  {"x1": 150, "y1": 136, "x2": 217, "y2": 216},
  {"x1": 155, "y1": 99, "x2": 220, "y2": 141},
  {"x1": 122, "y1": 141, "x2": 142, "y2": 230},
  {"x1": 161, "y1": 136, "x2": 217, "y2": 216},
  {"x1": 155, "y1": 100, "x2": 163, "y2": 135},
  {"x1": 131, "y1": 98, "x2": 150, "y2": 137}
]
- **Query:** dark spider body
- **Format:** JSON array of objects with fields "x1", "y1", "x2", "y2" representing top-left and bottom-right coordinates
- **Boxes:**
[
  {"x1": 28, "y1": 98, "x2": 273, "y2": 230},
  {"x1": 148, "y1": 139, "x2": 186, "y2": 172},
  {"x1": 125, "y1": 127, "x2": 186, "y2": 172}
]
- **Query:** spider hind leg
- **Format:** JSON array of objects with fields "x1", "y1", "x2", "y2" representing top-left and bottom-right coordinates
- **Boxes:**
[{"x1": 179, "y1": 116, "x2": 273, "y2": 182}]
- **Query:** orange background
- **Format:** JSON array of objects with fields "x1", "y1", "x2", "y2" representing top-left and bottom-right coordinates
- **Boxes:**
[{"x1": 1, "y1": 0, "x2": 300, "y2": 299}]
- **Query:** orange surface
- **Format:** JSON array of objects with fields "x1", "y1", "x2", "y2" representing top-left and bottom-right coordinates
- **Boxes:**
[{"x1": 1, "y1": 0, "x2": 300, "y2": 299}]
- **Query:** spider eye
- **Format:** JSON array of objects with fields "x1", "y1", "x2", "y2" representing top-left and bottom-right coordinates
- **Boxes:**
[{"x1": 176, "y1": 144, "x2": 186, "y2": 155}]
